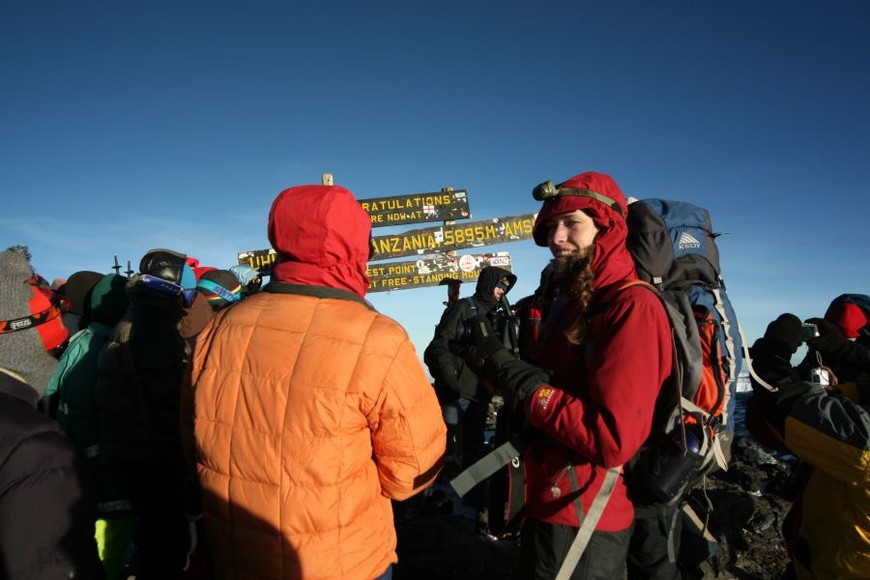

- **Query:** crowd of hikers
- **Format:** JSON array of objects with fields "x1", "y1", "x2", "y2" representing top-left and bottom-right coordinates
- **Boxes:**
[{"x1": 1, "y1": 170, "x2": 869, "y2": 579}]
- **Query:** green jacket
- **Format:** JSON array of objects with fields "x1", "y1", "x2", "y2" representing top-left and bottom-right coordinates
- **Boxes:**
[
  {"x1": 49, "y1": 321, "x2": 133, "y2": 516},
  {"x1": 50, "y1": 322, "x2": 113, "y2": 452}
]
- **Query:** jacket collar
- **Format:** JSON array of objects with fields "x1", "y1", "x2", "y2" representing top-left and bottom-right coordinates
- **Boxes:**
[
  {"x1": 264, "y1": 282, "x2": 375, "y2": 311},
  {"x1": 0, "y1": 368, "x2": 39, "y2": 408}
]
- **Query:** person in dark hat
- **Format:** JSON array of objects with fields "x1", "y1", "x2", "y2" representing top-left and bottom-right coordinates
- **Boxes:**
[
  {"x1": 464, "y1": 172, "x2": 674, "y2": 578},
  {"x1": 58, "y1": 270, "x2": 103, "y2": 335},
  {"x1": 0, "y1": 246, "x2": 103, "y2": 579},
  {"x1": 424, "y1": 266, "x2": 517, "y2": 494},
  {"x1": 95, "y1": 248, "x2": 197, "y2": 579}
]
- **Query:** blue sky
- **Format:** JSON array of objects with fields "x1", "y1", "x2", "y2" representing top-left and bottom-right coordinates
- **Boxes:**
[{"x1": 3, "y1": 1, "x2": 869, "y2": 362}]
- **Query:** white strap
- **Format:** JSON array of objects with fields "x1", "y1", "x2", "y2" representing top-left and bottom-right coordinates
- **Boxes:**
[
  {"x1": 737, "y1": 321, "x2": 778, "y2": 393},
  {"x1": 554, "y1": 465, "x2": 622, "y2": 580}
]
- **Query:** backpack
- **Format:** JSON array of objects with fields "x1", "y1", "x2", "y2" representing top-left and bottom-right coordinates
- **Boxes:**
[{"x1": 623, "y1": 198, "x2": 743, "y2": 505}]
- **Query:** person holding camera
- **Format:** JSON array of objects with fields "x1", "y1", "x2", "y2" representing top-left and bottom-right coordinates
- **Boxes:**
[
  {"x1": 464, "y1": 171, "x2": 673, "y2": 579},
  {"x1": 746, "y1": 313, "x2": 870, "y2": 579},
  {"x1": 424, "y1": 265, "x2": 517, "y2": 479},
  {"x1": 796, "y1": 297, "x2": 870, "y2": 383}
]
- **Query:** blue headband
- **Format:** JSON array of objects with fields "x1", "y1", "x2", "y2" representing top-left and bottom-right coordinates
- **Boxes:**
[{"x1": 196, "y1": 279, "x2": 241, "y2": 303}]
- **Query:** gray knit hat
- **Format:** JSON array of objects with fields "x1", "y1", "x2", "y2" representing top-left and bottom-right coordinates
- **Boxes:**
[{"x1": 0, "y1": 247, "x2": 69, "y2": 396}]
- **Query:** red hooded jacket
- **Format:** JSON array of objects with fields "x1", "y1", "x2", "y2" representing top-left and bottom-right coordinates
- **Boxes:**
[{"x1": 524, "y1": 172, "x2": 673, "y2": 531}]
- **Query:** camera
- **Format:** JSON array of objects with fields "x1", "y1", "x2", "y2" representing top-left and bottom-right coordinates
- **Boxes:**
[
  {"x1": 810, "y1": 367, "x2": 831, "y2": 386},
  {"x1": 800, "y1": 323, "x2": 819, "y2": 342}
]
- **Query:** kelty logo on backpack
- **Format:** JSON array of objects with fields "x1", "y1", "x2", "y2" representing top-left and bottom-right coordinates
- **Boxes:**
[{"x1": 678, "y1": 232, "x2": 701, "y2": 250}]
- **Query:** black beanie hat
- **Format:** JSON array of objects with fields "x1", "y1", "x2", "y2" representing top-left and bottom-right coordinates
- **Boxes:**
[
  {"x1": 62, "y1": 270, "x2": 102, "y2": 317},
  {"x1": 763, "y1": 313, "x2": 802, "y2": 354}
]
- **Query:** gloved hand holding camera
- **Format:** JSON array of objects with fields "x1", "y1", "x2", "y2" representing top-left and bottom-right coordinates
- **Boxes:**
[
  {"x1": 804, "y1": 316, "x2": 870, "y2": 379},
  {"x1": 465, "y1": 315, "x2": 549, "y2": 403},
  {"x1": 750, "y1": 313, "x2": 824, "y2": 434},
  {"x1": 805, "y1": 317, "x2": 851, "y2": 359}
]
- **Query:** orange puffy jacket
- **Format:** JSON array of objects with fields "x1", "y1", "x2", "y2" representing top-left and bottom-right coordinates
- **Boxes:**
[
  {"x1": 185, "y1": 286, "x2": 445, "y2": 579},
  {"x1": 184, "y1": 182, "x2": 445, "y2": 580}
]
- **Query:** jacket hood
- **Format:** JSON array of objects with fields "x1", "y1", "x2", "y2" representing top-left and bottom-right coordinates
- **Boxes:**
[
  {"x1": 268, "y1": 185, "x2": 371, "y2": 297},
  {"x1": 473, "y1": 266, "x2": 517, "y2": 307},
  {"x1": 531, "y1": 171, "x2": 636, "y2": 289},
  {"x1": 89, "y1": 274, "x2": 129, "y2": 326}
]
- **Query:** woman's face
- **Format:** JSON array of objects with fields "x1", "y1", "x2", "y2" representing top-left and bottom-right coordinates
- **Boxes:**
[{"x1": 545, "y1": 210, "x2": 599, "y2": 259}]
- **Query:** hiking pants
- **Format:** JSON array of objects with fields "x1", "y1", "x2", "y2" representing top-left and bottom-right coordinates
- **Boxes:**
[
  {"x1": 519, "y1": 518, "x2": 631, "y2": 580},
  {"x1": 627, "y1": 504, "x2": 683, "y2": 580}
]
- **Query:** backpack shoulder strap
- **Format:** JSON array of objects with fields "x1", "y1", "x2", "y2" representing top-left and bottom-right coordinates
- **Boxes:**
[
  {"x1": 463, "y1": 296, "x2": 478, "y2": 316},
  {"x1": 554, "y1": 466, "x2": 623, "y2": 580}
]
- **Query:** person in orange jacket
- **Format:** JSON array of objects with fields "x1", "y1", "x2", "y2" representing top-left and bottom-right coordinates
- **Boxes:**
[{"x1": 182, "y1": 184, "x2": 446, "y2": 580}]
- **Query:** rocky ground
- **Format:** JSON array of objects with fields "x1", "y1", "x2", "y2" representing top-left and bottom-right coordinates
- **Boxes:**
[{"x1": 392, "y1": 435, "x2": 796, "y2": 580}]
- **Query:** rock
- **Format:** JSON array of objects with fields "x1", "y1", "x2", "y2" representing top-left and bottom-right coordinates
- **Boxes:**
[{"x1": 394, "y1": 435, "x2": 796, "y2": 579}]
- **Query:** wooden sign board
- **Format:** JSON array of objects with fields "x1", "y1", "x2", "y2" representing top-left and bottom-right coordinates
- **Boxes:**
[
  {"x1": 367, "y1": 252, "x2": 512, "y2": 293},
  {"x1": 370, "y1": 213, "x2": 536, "y2": 261},
  {"x1": 358, "y1": 189, "x2": 471, "y2": 227},
  {"x1": 237, "y1": 248, "x2": 277, "y2": 275}
]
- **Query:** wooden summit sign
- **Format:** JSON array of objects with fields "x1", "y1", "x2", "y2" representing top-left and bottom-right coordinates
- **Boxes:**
[
  {"x1": 237, "y1": 248, "x2": 276, "y2": 275},
  {"x1": 357, "y1": 189, "x2": 471, "y2": 227},
  {"x1": 369, "y1": 213, "x2": 536, "y2": 261},
  {"x1": 367, "y1": 251, "x2": 512, "y2": 293}
]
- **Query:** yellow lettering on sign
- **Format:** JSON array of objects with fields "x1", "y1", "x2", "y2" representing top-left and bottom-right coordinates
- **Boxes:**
[{"x1": 401, "y1": 233, "x2": 436, "y2": 252}]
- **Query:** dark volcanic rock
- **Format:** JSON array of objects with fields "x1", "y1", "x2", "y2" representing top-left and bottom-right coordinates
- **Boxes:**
[{"x1": 393, "y1": 436, "x2": 795, "y2": 579}]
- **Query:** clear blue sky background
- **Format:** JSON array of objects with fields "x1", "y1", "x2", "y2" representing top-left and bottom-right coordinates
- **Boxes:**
[{"x1": 3, "y1": 1, "x2": 868, "y2": 363}]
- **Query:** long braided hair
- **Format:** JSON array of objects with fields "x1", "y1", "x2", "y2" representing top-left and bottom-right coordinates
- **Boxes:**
[{"x1": 540, "y1": 244, "x2": 597, "y2": 345}]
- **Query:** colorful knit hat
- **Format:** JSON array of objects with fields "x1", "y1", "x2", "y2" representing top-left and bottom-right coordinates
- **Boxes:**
[{"x1": 196, "y1": 269, "x2": 242, "y2": 309}]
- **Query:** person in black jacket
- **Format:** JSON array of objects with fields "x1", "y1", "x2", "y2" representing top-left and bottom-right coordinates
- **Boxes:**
[
  {"x1": 424, "y1": 266, "x2": 517, "y2": 476},
  {"x1": 95, "y1": 248, "x2": 198, "y2": 579},
  {"x1": 0, "y1": 246, "x2": 103, "y2": 579}
]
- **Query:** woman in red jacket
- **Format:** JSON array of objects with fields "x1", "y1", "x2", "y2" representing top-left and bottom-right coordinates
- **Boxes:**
[{"x1": 471, "y1": 172, "x2": 672, "y2": 579}]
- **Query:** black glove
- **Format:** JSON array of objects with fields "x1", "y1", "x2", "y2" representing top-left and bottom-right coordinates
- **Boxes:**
[
  {"x1": 806, "y1": 317, "x2": 870, "y2": 377},
  {"x1": 467, "y1": 315, "x2": 506, "y2": 360},
  {"x1": 805, "y1": 317, "x2": 851, "y2": 360},
  {"x1": 749, "y1": 336, "x2": 799, "y2": 386},
  {"x1": 483, "y1": 350, "x2": 549, "y2": 403}
]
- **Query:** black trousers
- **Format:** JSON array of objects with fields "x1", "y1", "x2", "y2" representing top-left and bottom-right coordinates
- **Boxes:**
[
  {"x1": 121, "y1": 459, "x2": 189, "y2": 579},
  {"x1": 627, "y1": 504, "x2": 683, "y2": 580},
  {"x1": 519, "y1": 518, "x2": 631, "y2": 580}
]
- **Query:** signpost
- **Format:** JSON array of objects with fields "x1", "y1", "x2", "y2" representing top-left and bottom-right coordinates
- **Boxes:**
[
  {"x1": 237, "y1": 248, "x2": 277, "y2": 275},
  {"x1": 237, "y1": 180, "x2": 533, "y2": 296},
  {"x1": 367, "y1": 251, "x2": 512, "y2": 293},
  {"x1": 369, "y1": 213, "x2": 536, "y2": 261},
  {"x1": 357, "y1": 189, "x2": 471, "y2": 227}
]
